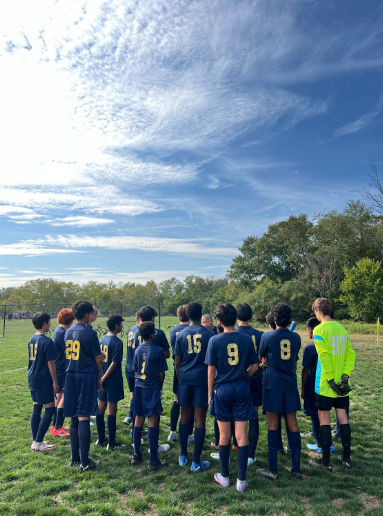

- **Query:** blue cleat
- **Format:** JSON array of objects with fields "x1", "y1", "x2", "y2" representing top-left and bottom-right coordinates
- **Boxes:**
[
  {"x1": 307, "y1": 444, "x2": 336, "y2": 454},
  {"x1": 190, "y1": 460, "x2": 210, "y2": 472},
  {"x1": 123, "y1": 416, "x2": 132, "y2": 425},
  {"x1": 179, "y1": 455, "x2": 188, "y2": 466},
  {"x1": 188, "y1": 435, "x2": 195, "y2": 444}
]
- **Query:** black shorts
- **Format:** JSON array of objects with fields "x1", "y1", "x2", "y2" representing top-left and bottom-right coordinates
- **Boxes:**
[{"x1": 314, "y1": 393, "x2": 350, "y2": 411}]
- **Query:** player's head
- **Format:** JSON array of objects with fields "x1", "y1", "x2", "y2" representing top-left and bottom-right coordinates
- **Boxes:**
[
  {"x1": 71, "y1": 301, "x2": 94, "y2": 323},
  {"x1": 106, "y1": 314, "x2": 124, "y2": 333},
  {"x1": 312, "y1": 298, "x2": 332, "y2": 321},
  {"x1": 57, "y1": 308, "x2": 75, "y2": 328},
  {"x1": 217, "y1": 323, "x2": 224, "y2": 334},
  {"x1": 138, "y1": 305, "x2": 158, "y2": 322},
  {"x1": 236, "y1": 303, "x2": 253, "y2": 322},
  {"x1": 32, "y1": 312, "x2": 51, "y2": 331},
  {"x1": 177, "y1": 304, "x2": 190, "y2": 323},
  {"x1": 90, "y1": 306, "x2": 100, "y2": 323},
  {"x1": 266, "y1": 312, "x2": 276, "y2": 330},
  {"x1": 138, "y1": 321, "x2": 155, "y2": 342},
  {"x1": 306, "y1": 317, "x2": 320, "y2": 339},
  {"x1": 185, "y1": 302, "x2": 202, "y2": 322},
  {"x1": 271, "y1": 303, "x2": 291, "y2": 328},
  {"x1": 202, "y1": 314, "x2": 215, "y2": 330},
  {"x1": 214, "y1": 304, "x2": 237, "y2": 328}
]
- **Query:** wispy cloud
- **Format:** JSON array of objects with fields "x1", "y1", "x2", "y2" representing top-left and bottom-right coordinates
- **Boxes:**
[
  {"x1": 332, "y1": 93, "x2": 383, "y2": 139},
  {"x1": 46, "y1": 216, "x2": 115, "y2": 227}
]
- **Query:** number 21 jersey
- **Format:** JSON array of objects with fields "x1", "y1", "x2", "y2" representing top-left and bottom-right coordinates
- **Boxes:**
[{"x1": 65, "y1": 323, "x2": 101, "y2": 374}]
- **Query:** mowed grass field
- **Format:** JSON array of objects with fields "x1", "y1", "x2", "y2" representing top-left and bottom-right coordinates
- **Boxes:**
[{"x1": 0, "y1": 318, "x2": 382, "y2": 516}]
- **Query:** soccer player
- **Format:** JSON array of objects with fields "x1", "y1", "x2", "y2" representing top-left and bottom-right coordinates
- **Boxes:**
[
  {"x1": 64, "y1": 301, "x2": 104, "y2": 472},
  {"x1": 123, "y1": 311, "x2": 139, "y2": 425},
  {"x1": 257, "y1": 303, "x2": 302, "y2": 480},
  {"x1": 168, "y1": 305, "x2": 190, "y2": 443},
  {"x1": 131, "y1": 322, "x2": 168, "y2": 471},
  {"x1": 206, "y1": 303, "x2": 258, "y2": 492},
  {"x1": 28, "y1": 312, "x2": 58, "y2": 452},
  {"x1": 51, "y1": 308, "x2": 75, "y2": 437},
  {"x1": 235, "y1": 303, "x2": 264, "y2": 465},
  {"x1": 89, "y1": 306, "x2": 100, "y2": 327},
  {"x1": 96, "y1": 314, "x2": 125, "y2": 450},
  {"x1": 309, "y1": 298, "x2": 355, "y2": 472},
  {"x1": 266, "y1": 312, "x2": 276, "y2": 331},
  {"x1": 175, "y1": 301, "x2": 213, "y2": 471},
  {"x1": 135, "y1": 306, "x2": 170, "y2": 359},
  {"x1": 202, "y1": 314, "x2": 218, "y2": 335}
]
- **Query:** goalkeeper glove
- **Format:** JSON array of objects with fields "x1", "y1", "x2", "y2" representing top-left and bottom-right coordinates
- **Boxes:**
[{"x1": 328, "y1": 375, "x2": 352, "y2": 396}]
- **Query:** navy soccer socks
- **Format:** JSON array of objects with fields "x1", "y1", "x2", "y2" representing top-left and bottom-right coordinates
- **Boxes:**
[
  {"x1": 78, "y1": 420, "x2": 91, "y2": 465},
  {"x1": 148, "y1": 427, "x2": 159, "y2": 463},
  {"x1": 170, "y1": 401, "x2": 180, "y2": 432},
  {"x1": 219, "y1": 444, "x2": 230, "y2": 478},
  {"x1": 340, "y1": 423, "x2": 351, "y2": 460},
  {"x1": 134, "y1": 425, "x2": 143, "y2": 458},
  {"x1": 35, "y1": 407, "x2": 55, "y2": 443},
  {"x1": 214, "y1": 418, "x2": 220, "y2": 447},
  {"x1": 179, "y1": 423, "x2": 189, "y2": 457},
  {"x1": 70, "y1": 417, "x2": 80, "y2": 462},
  {"x1": 96, "y1": 414, "x2": 106, "y2": 443},
  {"x1": 107, "y1": 415, "x2": 117, "y2": 447},
  {"x1": 268, "y1": 429, "x2": 279, "y2": 473},
  {"x1": 55, "y1": 408, "x2": 65, "y2": 430},
  {"x1": 248, "y1": 417, "x2": 259, "y2": 459},
  {"x1": 290, "y1": 431, "x2": 301, "y2": 472},
  {"x1": 193, "y1": 427, "x2": 205, "y2": 465},
  {"x1": 30, "y1": 404, "x2": 43, "y2": 441},
  {"x1": 237, "y1": 445, "x2": 248, "y2": 481},
  {"x1": 319, "y1": 425, "x2": 332, "y2": 465}
]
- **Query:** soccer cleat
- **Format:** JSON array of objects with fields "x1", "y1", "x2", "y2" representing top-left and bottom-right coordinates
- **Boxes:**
[
  {"x1": 256, "y1": 468, "x2": 278, "y2": 480},
  {"x1": 158, "y1": 444, "x2": 170, "y2": 453},
  {"x1": 338, "y1": 456, "x2": 352, "y2": 469},
  {"x1": 148, "y1": 459, "x2": 168, "y2": 472},
  {"x1": 123, "y1": 416, "x2": 132, "y2": 425},
  {"x1": 306, "y1": 444, "x2": 336, "y2": 454},
  {"x1": 50, "y1": 426, "x2": 60, "y2": 436},
  {"x1": 214, "y1": 473, "x2": 230, "y2": 487},
  {"x1": 107, "y1": 443, "x2": 125, "y2": 451},
  {"x1": 188, "y1": 435, "x2": 195, "y2": 444},
  {"x1": 232, "y1": 445, "x2": 237, "y2": 451},
  {"x1": 69, "y1": 460, "x2": 81, "y2": 467},
  {"x1": 287, "y1": 467, "x2": 302, "y2": 480},
  {"x1": 300, "y1": 430, "x2": 314, "y2": 438},
  {"x1": 63, "y1": 426, "x2": 69, "y2": 431},
  {"x1": 131, "y1": 454, "x2": 142, "y2": 465},
  {"x1": 190, "y1": 460, "x2": 210, "y2": 472},
  {"x1": 247, "y1": 457, "x2": 257, "y2": 466},
  {"x1": 167, "y1": 432, "x2": 178, "y2": 442},
  {"x1": 54, "y1": 428, "x2": 69, "y2": 437},
  {"x1": 79, "y1": 459, "x2": 101, "y2": 473},
  {"x1": 95, "y1": 439, "x2": 108, "y2": 447},
  {"x1": 179, "y1": 455, "x2": 188, "y2": 466},
  {"x1": 236, "y1": 480, "x2": 249, "y2": 493},
  {"x1": 210, "y1": 441, "x2": 219, "y2": 450},
  {"x1": 31, "y1": 442, "x2": 56, "y2": 452},
  {"x1": 308, "y1": 459, "x2": 332, "y2": 472}
]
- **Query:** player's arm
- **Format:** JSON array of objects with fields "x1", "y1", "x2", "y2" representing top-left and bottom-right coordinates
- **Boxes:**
[
  {"x1": 161, "y1": 333, "x2": 171, "y2": 359},
  {"x1": 313, "y1": 332, "x2": 334, "y2": 381},
  {"x1": 47, "y1": 360, "x2": 59, "y2": 395},
  {"x1": 101, "y1": 362, "x2": 117, "y2": 384},
  {"x1": 343, "y1": 336, "x2": 356, "y2": 376},
  {"x1": 175, "y1": 355, "x2": 182, "y2": 381},
  {"x1": 247, "y1": 362, "x2": 258, "y2": 377},
  {"x1": 208, "y1": 365, "x2": 216, "y2": 406},
  {"x1": 301, "y1": 367, "x2": 309, "y2": 399},
  {"x1": 159, "y1": 371, "x2": 165, "y2": 389}
]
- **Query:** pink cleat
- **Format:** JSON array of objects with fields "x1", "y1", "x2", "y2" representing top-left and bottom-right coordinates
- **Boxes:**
[
  {"x1": 214, "y1": 472, "x2": 230, "y2": 487},
  {"x1": 236, "y1": 480, "x2": 249, "y2": 492}
]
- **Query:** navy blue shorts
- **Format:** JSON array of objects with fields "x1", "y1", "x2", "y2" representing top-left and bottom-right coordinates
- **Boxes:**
[
  {"x1": 98, "y1": 389, "x2": 124, "y2": 403},
  {"x1": 178, "y1": 383, "x2": 208, "y2": 408},
  {"x1": 31, "y1": 389, "x2": 54, "y2": 405},
  {"x1": 250, "y1": 383, "x2": 263, "y2": 408},
  {"x1": 173, "y1": 368, "x2": 179, "y2": 396},
  {"x1": 214, "y1": 380, "x2": 256, "y2": 422},
  {"x1": 63, "y1": 372, "x2": 99, "y2": 418},
  {"x1": 133, "y1": 386, "x2": 162, "y2": 417},
  {"x1": 263, "y1": 389, "x2": 301, "y2": 414},
  {"x1": 304, "y1": 393, "x2": 318, "y2": 417},
  {"x1": 126, "y1": 374, "x2": 135, "y2": 393},
  {"x1": 57, "y1": 374, "x2": 65, "y2": 394}
]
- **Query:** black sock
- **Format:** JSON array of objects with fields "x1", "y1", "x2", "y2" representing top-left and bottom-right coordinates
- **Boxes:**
[
  {"x1": 96, "y1": 414, "x2": 106, "y2": 443},
  {"x1": 55, "y1": 408, "x2": 65, "y2": 430},
  {"x1": 107, "y1": 415, "x2": 117, "y2": 447},
  {"x1": 237, "y1": 445, "x2": 248, "y2": 481},
  {"x1": 70, "y1": 417, "x2": 80, "y2": 462},
  {"x1": 340, "y1": 423, "x2": 351, "y2": 460},
  {"x1": 179, "y1": 423, "x2": 189, "y2": 457},
  {"x1": 170, "y1": 401, "x2": 180, "y2": 432},
  {"x1": 35, "y1": 407, "x2": 55, "y2": 442},
  {"x1": 219, "y1": 444, "x2": 230, "y2": 478},
  {"x1": 214, "y1": 419, "x2": 220, "y2": 446},
  {"x1": 52, "y1": 408, "x2": 57, "y2": 428},
  {"x1": 78, "y1": 420, "x2": 91, "y2": 465},
  {"x1": 193, "y1": 427, "x2": 205, "y2": 464},
  {"x1": 311, "y1": 415, "x2": 320, "y2": 448},
  {"x1": 248, "y1": 417, "x2": 259, "y2": 459},
  {"x1": 30, "y1": 404, "x2": 43, "y2": 441},
  {"x1": 319, "y1": 425, "x2": 331, "y2": 465}
]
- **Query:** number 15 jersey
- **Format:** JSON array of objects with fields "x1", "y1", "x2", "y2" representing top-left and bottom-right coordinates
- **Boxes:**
[
  {"x1": 65, "y1": 323, "x2": 101, "y2": 374},
  {"x1": 205, "y1": 332, "x2": 258, "y2": 387},
  {"x1": 175, "y1": 325, "x2": 214, "y2": 385},
  {"x1": 259, "y1": 329, "x2": 301, "y2": 392}
]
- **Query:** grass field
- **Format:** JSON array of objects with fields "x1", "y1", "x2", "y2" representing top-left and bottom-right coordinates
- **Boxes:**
[{"x1": 0, "y1": 319, "x2": 382, "y2": 516}]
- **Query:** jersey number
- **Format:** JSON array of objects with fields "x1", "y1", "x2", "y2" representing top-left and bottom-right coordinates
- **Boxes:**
[
  {"x1": 100, "y1": 344, "x2": 108, "y2": 362},
  {"x1": 127, "y1": 332, "x2": 136, "y2": 350},
  {"x1": 280, "y1": 339, "x2": 291, "y2": 360},
  {"x1": 330, "y1": 335, "x2": 346, "y2": 355},
  {"x1": 66, "y1": 340, "x2": 80, "y2": 361},
  {"x1": 187, "y1": 334, "x2": 202, "y2": 354},
  {"x1": 29, "y1": 343, "x2": 38, "y2": 361},
  {"x1": 140, "y1": 361, "x2": 146, "y2": 380},
  {"x1": 227, "y1": 344, "x2": 239, "y2": 365}
]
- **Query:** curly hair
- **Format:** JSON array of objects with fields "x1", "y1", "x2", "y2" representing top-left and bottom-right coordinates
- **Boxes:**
[
  {"x1": 57, "y1": 308, "x2": 75, "y2": 326},
  {"x1": 137, "y1": 305, "x2": 158, "y2": 322},
  {"x1": 265, "y1": 312, "x2": 276, "y2": 330},
  {"x1": 271, "y1": 303, "x2": 292, "y2": 328}
]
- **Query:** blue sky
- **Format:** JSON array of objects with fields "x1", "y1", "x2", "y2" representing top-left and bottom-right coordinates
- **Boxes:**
[{"x1": 0, "y1": 0, "x2": 383, "y2": 287}]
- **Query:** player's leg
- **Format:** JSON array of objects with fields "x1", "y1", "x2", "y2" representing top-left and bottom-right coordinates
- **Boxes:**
[
  {"x1": 277, "y1": 413, "x2": 284, "y2": 452},
  {"x1": 133, "y1": 415, "x2": 145, "y2": 462},
  {"x1": 69, "y1": 417, "x2": 80, "y2": 465},
  {"x1": 168, "y1": 368, "x2": 180, "y2": 442},
  {"x1": 248, "y1": 407, "x2": 259, "y2": 464},
  {"x1": 30, "y1": 401, "x2": 43, "y2": 442},
  {"x1": 216, "y1": 420, "x2": 232, "y2": 484},
  {"x1": 55, "y1": 391, "x2": 68, "y2": 434},
  {"x1": 188, "y1": 406, "x2": 195, "y2": 444},
  {"x1": 265, "y1": 411, "x2": 279, "y2": 477},
  {"x1": 213, "y1": 418, "x2": 220, "y2": 448},
  {"x1": 96, "y1": 399, "x2": 107, "y2": 446},
  {"x1": 283, "y1": 414, "x2": 292, "y2": 451},
  {"x1": 311, "y1": 414, "x2": 321, "y2": 448},
  {"x1": 33, "y1": 400, "x2": 56, "y2": 451},
  {"x1": 77, "y1": 373, "x2": 101, "y2": 472},
  {"x1": 234, "y1": 420, "x2": 249, "y2": 491},
  {"x1": 231, "y1": 420, "x2": 237, "y2": 449},
  {"x1": 123, "y1": 375, "x2": 134, "y2": 425},
  {"x1": 179, "y1": 405, "x2": 192, "y2": 464},
  {"x1": 107, "y1": 401, "x2": 121, "y2": 449},
  {"x1": 191, "y1": 406, "x2": 209, "y2": 470},
  {"x1": 335, "y1": 402, "x2": 351, "y2": 468},
  {"x1": 285, "y1": 412, "x2": 302, "y2": 478}
]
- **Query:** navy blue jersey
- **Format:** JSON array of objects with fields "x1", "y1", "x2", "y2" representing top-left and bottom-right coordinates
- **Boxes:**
[
  {"x1": 125, "y1": 325, "x2": 139, "y2": 378},
  {"x1": 133, "y1": 327, "x2": 170, "y2": 353},
  {"x1": 64, "y1": 323, "x2": 101, "y2": 374},
  {"x1": 175, "y1": 325, "x2": 214, "y2": 385},
  {"x1": 169, "y1": 323, "x2": 189, "y2": 356},
  {"x1": 259, "y1": 329, "x2": 301, "y2": 392},
  {"x1": 53, "y1": 326, "x2": 66, "y2": 377},
  {"x1": 100, "y1": 335, "x2": 124, "y2": 392},
  {"x1": 236, "y1": 325, "x2": 264, "y2": 387},
  {"x1": 302, "y1": 341, "x2": 318, "y2": 396},
  {"x1": 212, "y1": 326, "x2": 218, "y2": 335},
  {"x1": 205, "y1": 332, "x2": 258, "y2": 386},
  {"x1": 28, "y1": 334, "x2": 56, "y2": 391},
  {"x1": 133, "y1": 343, "x2": 168, "y2": 390}
]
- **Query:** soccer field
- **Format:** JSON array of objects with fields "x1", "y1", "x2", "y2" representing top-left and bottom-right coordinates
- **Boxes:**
[{"x1": 0, "y1": 320, "x2": 382, "y2": 516}]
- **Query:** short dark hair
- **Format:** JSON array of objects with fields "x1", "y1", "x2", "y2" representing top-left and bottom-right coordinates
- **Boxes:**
[
  {"x1": 138, "y1": 321, "x2": 155, "y2": 341},
  {"x1": 271, "y1": 303, "x2": 292, "y2": 328},
  {"x1": 217, "y1": 323, "x2": 224, "y2": 334},
  {"x1": 32, "y1": 312, "x2": 50, "y2": 330},
  {"x1": 236, "y1": 303, "x2": 253, "y2": 322},
  {"x1": 265, "y1": 312, "x2": 276, "y2": 329},
  {"x1": 312, "y1": 298, "x2": 333, "y2": 317},
  {"x1": 185, "y1": 302, "x2": 202, "y2": 321},
  {"x1": 71, "y1": 301, "x2": 94, "y2": 320},
  {"x1": 177, "y1": 305, "x2": 189, "y2": 323},
  {"x1": 214, "y1": 303, "x2": 237, "y2": 327},
  {"x1": 106, "y1": 314, "x2": 124, "y2": 331},
  {"x1": 138, "y1": 305, "x2": 158, "y2": 322},
  {"x1": 306, "y1": 317, "x2": 320, "y2": 331}
]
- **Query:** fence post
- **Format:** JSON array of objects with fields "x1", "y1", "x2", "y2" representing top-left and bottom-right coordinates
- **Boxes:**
[
  {"x1": 158, "y1": 301, "x2": 161, "y2": 330},
  {"x1": 120, "y1": 302, "x2": 123, "y2": 316},
  {"x1": 3, "y1": 305, "x2": 6, "y2": 338}
]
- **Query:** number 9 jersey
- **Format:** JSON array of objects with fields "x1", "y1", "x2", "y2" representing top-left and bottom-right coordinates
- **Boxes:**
[
  {"x1": 259, "y1": 329, "x2": 301, "y2": 392},
  {"x1": 64, "y1": 323, "x2": 101, "y2": 373}
]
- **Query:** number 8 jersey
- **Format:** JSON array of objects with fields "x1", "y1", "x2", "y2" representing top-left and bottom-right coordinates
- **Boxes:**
[
  {"x1": 64, "y1": 323, "x2": 101, "y2": 374},
  {"x1": 259, "y1": 329, "x2": 301, "y2": 392}
]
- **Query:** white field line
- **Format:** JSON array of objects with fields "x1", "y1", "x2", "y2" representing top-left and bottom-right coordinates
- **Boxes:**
[{"x1": 0, "y1": 366, "x2": 27, "y2": 376}]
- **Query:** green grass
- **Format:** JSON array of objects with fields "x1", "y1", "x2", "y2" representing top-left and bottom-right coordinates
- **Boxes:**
[{"x1": 1, "y1": 319, "x2": 383, "y2": 516}]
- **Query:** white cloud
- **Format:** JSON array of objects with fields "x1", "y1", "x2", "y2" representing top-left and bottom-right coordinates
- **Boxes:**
[
  {"x1": 0, "y1": 241, "x2": 82, "y2": 257},
  {"x1": 46, "y1": 216, "x2": 115, "y2": 227},
  {"x1": 332, "y1": 93, "x2": 383, "y2": 139}
]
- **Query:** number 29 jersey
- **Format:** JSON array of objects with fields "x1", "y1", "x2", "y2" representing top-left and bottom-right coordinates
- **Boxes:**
[
  {"x1": 259, "y1": 329, "x2": 301, "y2": 392},
  {"x1": 205, "y1": 332, "x2": 258, "y2": 387},
  {"x1": 65, "y1": 323, "x2": 101, "y2": 374}
]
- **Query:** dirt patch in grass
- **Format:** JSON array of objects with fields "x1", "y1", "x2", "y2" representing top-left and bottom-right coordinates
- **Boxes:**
[
  {"x1": 332, "y1": 498, "x2": 344, "y2": 508},
  {"x1": 359, "y1": 493, "x2": 381, "y2": 510}
]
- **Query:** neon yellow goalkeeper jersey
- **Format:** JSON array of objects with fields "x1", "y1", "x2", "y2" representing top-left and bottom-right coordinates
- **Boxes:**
[{"x1": 313, "y1": 321, "x2": 356, "y2": 398}]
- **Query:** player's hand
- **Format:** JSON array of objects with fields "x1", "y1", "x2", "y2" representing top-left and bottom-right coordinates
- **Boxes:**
[
  {"x1": 53, "y1": 382, "x2": 59, "y2": 395},
  {"x1": 339, "y1": 374, "x2": 352, "y2": 394},
  {"x1": 261, "y1": 357, "x2": 268, "y2": 368},
  {"x1": 208, "y1": 396, "x2": 212, "y2": 407},
  {"x1": 328, "y1": 379, "x2": 345, "y2": 396},
  {"x1": 97, "y1": 380, "x2": 102, "y2": 392}
]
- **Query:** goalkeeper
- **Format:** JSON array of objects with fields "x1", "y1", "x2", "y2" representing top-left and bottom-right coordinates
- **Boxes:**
[{"x1": 309, "y1": 298, "x2": 355, "y2": 472}]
